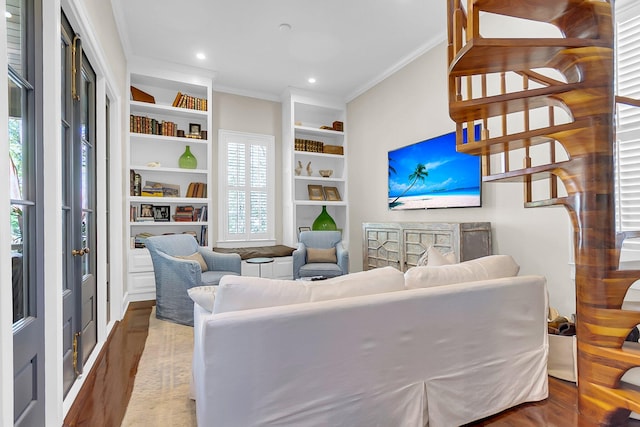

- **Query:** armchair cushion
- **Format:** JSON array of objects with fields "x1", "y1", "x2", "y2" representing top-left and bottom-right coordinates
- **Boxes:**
[
  {"x1": 176, "y1": 252, "x2": 208, "y2": 271},
  {"x1": 307, "y1": 247, "x2": 337, "y2": 263}
]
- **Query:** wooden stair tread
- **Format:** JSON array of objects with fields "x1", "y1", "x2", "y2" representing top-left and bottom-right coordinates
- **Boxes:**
[
  {"x1": 449, "y1": 38, "x2": 609, "y2": 76},
  {"x1": 473, "y1": 0, "x2": 591, "y2": 24},
  {"x1": 456, "y1": 120, "x2": 590, "y2": 155},
  {"x1": 482, "y1": 160, "x2": 572, "y2": 183},
  {"x1": 524, "y1": 197, "x2": 571, "y2": 209},
  {"x1": 589, "y1": 382, "x2": 640, "y2": 414},
  {"x1": 449, "y1": 82, "x2": 591, "y2": 122}
]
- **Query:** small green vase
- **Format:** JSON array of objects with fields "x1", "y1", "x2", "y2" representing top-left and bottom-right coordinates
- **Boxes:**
[
  {"x1": 312, "y1": 206, "x2": 337, "y2": 231},
  {"x1": 179, "y1": 145, "x2": 197, "y2": 169}
]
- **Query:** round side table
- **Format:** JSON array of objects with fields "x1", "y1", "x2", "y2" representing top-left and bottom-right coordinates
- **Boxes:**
[{"x1": 246, "y1": 257, "x2": 274, "y2": 277}]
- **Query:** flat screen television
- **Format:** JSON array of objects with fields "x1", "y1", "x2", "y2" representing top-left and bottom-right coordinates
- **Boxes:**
[{"x1": 388, "y1": 126, "x2": 481, "y2": 210}]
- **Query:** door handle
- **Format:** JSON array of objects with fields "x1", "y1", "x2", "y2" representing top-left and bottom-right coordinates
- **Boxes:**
[{"x1": 71, "y1": 247, "x2": 90, "y2": 256}]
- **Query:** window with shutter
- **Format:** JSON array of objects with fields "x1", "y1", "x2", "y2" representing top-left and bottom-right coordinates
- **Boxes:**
[
  {"x1": 218, "y1": 130, "x2": 275, "y2": 245},
  {"x1": 616, "y1": 0, "x2": 640, "y2": 233}
]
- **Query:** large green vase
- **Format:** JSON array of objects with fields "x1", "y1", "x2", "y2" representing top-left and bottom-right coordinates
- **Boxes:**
[
  {"x1": 179, "y1": 145, "x2": 197, "y2": 169},
  {"x1": 312, "y1": 205, "x2": 337, "y2": 230}
]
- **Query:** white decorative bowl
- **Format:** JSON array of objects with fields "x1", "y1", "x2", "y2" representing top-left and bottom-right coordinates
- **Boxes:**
[{"x1": 319, "y1": 169, "x2": 333, "y2": 178}]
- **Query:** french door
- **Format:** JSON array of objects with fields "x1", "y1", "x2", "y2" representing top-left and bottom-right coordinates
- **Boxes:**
[
  {"x1": 10, "y1": 0, "x2": 45, "y2": 425},
  {"x1": 61, "y1": 12, "x2": 98, "y2": 396}
]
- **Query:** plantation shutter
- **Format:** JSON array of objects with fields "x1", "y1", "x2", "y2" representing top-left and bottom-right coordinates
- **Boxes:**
[
  {"x1": 219, "y1": 130, "x2": 275, "y2": 244},
  {"x1": 616, "y1": 2, "x2": 640, "y2": 232}
]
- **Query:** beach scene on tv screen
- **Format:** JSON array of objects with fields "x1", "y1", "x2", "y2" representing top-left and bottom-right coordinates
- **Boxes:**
[{"x1": 388, "y1": 129, "x2": 481, "y2": 210}]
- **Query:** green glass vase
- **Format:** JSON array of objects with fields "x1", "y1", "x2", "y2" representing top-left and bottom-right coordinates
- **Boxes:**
[
  {"x1": 312, "y1": 205, "x2": 337, "y2": 231},
  {"x1": 179, "y1": 145, "x2": 197, "y2": 169}
]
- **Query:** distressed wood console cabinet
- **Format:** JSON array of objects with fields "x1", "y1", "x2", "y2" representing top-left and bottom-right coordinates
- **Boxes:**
[{"x1": 362, "y1": 222, "x2": 492, "y2": 272}]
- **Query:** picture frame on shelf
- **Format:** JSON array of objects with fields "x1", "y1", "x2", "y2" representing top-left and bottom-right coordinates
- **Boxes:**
[
  {"x1": 189, "y1": 123, "x2": 201, "y2": 136},
  {"x1": 323, "y1": 186, "x2": 341, "y2": 201},
  {"x1": 153, "y1": 205, "x2": 171, "y2": 222},
  {"x1": 308, "y1": 185, "x2": 325, "y2": 201},
  {"x1": 298, "y1": 226, "x2": 311, "y2": 238},
  {"x1": 140, "y1": 204, "x2": 154, "y2": 218}
]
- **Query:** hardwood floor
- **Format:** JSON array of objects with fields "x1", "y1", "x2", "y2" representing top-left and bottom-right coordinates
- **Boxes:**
[
  {"x1": 64, "y1": 301, "x2": 640, "y2": 426},
  {"x1": 63, "y1": 301, "x2": 154, "y2": 427}
]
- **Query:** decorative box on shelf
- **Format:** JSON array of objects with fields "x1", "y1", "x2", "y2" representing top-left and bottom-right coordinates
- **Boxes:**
[{"x1": 323, "y1": 145, "x2": 343, "y2": 155}]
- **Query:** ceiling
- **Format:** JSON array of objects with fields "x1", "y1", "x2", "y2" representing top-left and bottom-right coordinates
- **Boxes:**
[{"x1": 110, "y1": 0, "x2": 447, "y2": 102}]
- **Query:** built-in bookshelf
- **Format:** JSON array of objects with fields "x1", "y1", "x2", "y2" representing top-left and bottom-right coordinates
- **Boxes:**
[
  {"x1": 126, "y1": 68, "x2": 213, "y2": 301},
  {"x1": 282, "y1": 89, "x2": 348, "y2": 247}
]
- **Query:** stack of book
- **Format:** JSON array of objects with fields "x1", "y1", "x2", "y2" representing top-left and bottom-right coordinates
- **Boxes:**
[
  {"x1": 134, "y1": 232, "x2": 154, "y2": 248},
  {"x1": 186, "y1": 182, "x2": 207, "y2": 198},
  {"x1": 130, "y1": 115, "x2": 177, "y2": 136},
  {"x1": 173, "y1": 206, "x2": 195, "y2": 222},
  {"x1": 194, "y1": 206, "x2": 207, "y2": 222},
  {"x1": 172, "y1": 92, "x2": 207, "y2": 111},
  {"x1": 141, "y1": 181, "x2": 180, "y2": 197}
]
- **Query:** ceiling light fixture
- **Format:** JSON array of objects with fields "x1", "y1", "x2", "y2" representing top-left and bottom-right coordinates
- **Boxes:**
[
  {"x1": 5, "y1": 11, "x2": 11, "y2": 18},
  {"x1": 308, "y1": 77, "x2": 316, "y2": 84},
  {"x1": 196, "y1": 52, "x2": 206, "y2": 60},
  {"x1": 279, "y1": 23, "x2": 292, "y2": 31}
]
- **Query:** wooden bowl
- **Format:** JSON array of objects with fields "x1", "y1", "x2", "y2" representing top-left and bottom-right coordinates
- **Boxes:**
[{"x1": 319, "y1": 169, "x2": 333, "y2": 177}]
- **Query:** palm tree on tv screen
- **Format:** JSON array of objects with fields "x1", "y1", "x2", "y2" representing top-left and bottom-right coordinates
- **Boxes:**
[{"x1": 390, "y1": 163, "x2": 428, "y2": 205}]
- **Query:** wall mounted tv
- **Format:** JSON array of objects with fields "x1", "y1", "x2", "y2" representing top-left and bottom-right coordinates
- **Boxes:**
[{"x1": 388, "y1": 126, "x2": 481, "y2": 210}]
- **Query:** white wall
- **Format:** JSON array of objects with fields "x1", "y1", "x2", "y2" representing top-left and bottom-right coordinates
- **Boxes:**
[
  {"x1": 347, "y1": 41, "x2": 575, "y2": 316},
  {"x1": 212, "y1": 91, "x2": 284, "y2": 245}
]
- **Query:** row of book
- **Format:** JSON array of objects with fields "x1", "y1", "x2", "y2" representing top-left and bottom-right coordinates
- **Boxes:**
[
  {"x1": 186, "y1": 182, "x2": 207, "y2": 198},
  {"x1": 172, "y1": 92, "x2": 208, "y2": 111},
  {"x1": 295, "y1": 138, "x2": 324, "y2": 153},
  {"x1": 130, "y1": 115, "x2": 178, "y2": 136},
  {"x1": 132, "y1": 227, "x2": 208, "y2": 248},
  {"x1": 173, "y1": 205, "x2": 208, "y2": 222}
]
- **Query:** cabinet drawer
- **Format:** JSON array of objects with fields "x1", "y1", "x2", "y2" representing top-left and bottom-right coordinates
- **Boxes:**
[
  {"x1": 128, "y1": 272, "x2": 157, "y2": 301},
  {"x1": 129, "y1": 249, "x2": 154, "y2": 273}
]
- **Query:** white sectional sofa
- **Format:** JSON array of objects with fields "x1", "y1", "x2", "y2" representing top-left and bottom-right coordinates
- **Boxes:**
[{"x1": 190, "y1": 255, "x2": 549, "y2": 427}]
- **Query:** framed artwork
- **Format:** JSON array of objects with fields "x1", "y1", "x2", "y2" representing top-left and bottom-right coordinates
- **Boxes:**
[
  {"x1": 189, "y1": 123, "x2": 201, "y2": 135},
  {"x1": 139, "y1": 203, "x2": 154, "y2": 218},
  {"x1": 308, "y1": 184, "x2": 325, "y2": 201},
  {"x1": 323, "y1": 186, "x2": 341, "y2": 201},
  {"x1": 298, "y1": 226, "x2": 311, "y2": 238},
  {"x1": 153, "y1": 205, "x2": 171, "y2": 221}
]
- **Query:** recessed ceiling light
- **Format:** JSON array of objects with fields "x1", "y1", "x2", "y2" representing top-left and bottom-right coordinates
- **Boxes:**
[
  {"x1": 279, "y1": 23, "x2": 292, "y2": 31},
  {"x1": 196, "y1": 52, "x2": 206, "y2": 60},
  {"x1": 308, "y1": 77, "x2": 316, "y2": 84},
  {"x1": 5, "y1": 11, "x2": 12, "y2": 18}
]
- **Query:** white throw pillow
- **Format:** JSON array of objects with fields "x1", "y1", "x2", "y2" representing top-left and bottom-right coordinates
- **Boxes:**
[
  {"x1": 308, "y1": 266, "x2": 405, "y2": 302},
  {"x1": 187, "y1": 285, "x2": 217, "y2": 312},
  {"x1": 426, "y1": 246, "x2": 456, "y2": 266},
  {"x1": 416, "y1": 246, "x2": 456, "y2": 266},
  {"x1": 213, "y1": 276, "x2": 311, "y2": 314},
  {"x1": 405, "y1": 255, "x2": 520, "y2": 289}
]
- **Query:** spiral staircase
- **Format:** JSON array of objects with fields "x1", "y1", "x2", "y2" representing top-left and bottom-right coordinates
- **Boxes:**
[{"x1": 447, "y1": 0, "x2": 640, "y2": 424}]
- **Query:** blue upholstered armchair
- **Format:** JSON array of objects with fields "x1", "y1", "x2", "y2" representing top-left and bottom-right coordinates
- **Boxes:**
[
  {"x1": 292, "y1": 231, "x2": 349, "y2": 279},
  {"x1": 145, "y1": 234, "x2": 241, "y2": 326}
]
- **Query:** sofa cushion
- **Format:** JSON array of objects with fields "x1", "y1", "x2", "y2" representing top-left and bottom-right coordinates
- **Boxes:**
[
  {"x1": 213, "y1": 276, "x2": 311, "y2": 314},
  {"x1": 308, "y1": 266, "x2": 405, "y2": 302},
  {"x1": 188, "y1": 286, "x2": 217, "y2": 312},
  {"x1": 405, "y1": 255, "x2": 520, "y2": 289},
  {"x1": 176, "y1": 252, "x2": 208, "y2": 272},
  {"x1": 307, "y1": 247, "x2": 337, "y2": 263}
]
